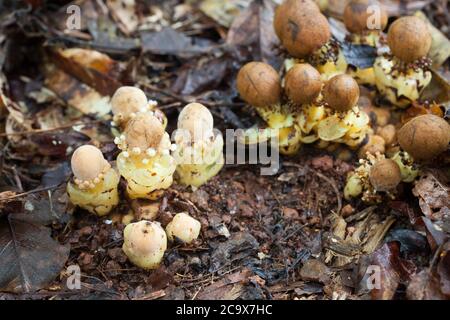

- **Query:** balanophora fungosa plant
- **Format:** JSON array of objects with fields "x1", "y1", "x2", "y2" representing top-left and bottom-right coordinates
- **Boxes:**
[
  {"x1": 312, "y1": 74, "x2": 370, "y2": 148},
  {"x1": 165, "y1": 212, "x2": 201, "y2": 244},
  {"x1": 173, "y1": 103, "x2": 224, "y2": 188},
  {"x1": 274, "y1": 0, "x2": 347, "y2": 80},
  {"x1": 344, "y1": 0, "x2": 388, "y2": 85},
  {"x1": 345, "y1": 114, "x2": 449, "y2": 202},
  {"x1": 67, "y1": 145, "x2": 120, "y2": 215},
  {"x1": 122, "y1": 220, "x2": 167, "y2": 270},
  {"x1": 236, "y1": 61, "x2": 303, "y2": 155},
  {"x1": 115, "y1": 112, "x2": 177, "y2": 200},
  {"x1": 374, "y1": 16, "x2": 433, "y2": 107},
  {"x1": 111, "y1": 86, "x2": 167, "y2": 130}
]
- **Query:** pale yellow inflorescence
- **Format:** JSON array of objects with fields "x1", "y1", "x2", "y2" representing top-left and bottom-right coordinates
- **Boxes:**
[
  {"x1": 111, "y1": 86, "x2": 158, "y2": 126},
  {"x1": 71, "y1": 145, "x2": 111, "y2": 190},
  {"x1": 122, "y1": 220, "x2": 167, "y2": 270},
  {"x1": 114, "y1": 113, "x2": 176, "y2": 164},
  {"x1": 177, "y1": 103, "x2": 214, "y2": 142},
  {"x1": 165, "y1": 212, "x2": 201, "y2": 244}
]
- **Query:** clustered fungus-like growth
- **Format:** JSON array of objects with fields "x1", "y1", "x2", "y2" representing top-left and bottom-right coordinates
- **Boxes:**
[
  {"x1": 275, "y1": 0, "x2": 347, "y2": 80},
  {"x1": 111, "y1": 86, "x2": 167, "y2": 129},
  {"x1": 314, "y1": 75, "x2": 370, "y2": 147},
  {"x1": 397, "y1": 114, "x2": 450, "y2": 161},
  {"x1": 344, "y1": 0, "x2": 388, "y2": 85},
  {"x1": 236, "y1": 61, "x2": 302, "y2": 155},
  {"x1": 122, "y1": 220, "x2": 167, "y2": 270},
  {"x1": 344, "y1": 0, "x2": 388, "y2": 45},
  {"x1": 67, "y1": 145, "x2": 120, "y2": 215},
  {"x1": 323, "y1": 74, "x2": 359, "y2": 112},
  {"x1": 236, "y1": 63, "x2": 371, "y2": 153},
  {"x1": 116, "y1": 112, "x2": 177, "y2": 200},
  {"x1": 173, "y1": 103, "x2": 224, "y2": 188},
  {"x1": 165, "y1": 212, "x2": 201, "y2": 244},
  {"x1": 285, "y1": 63, "x2": 322, "y2": 106},
  {"x1": 374, "y1": 16, "x2": 433, "y2": 107},
  {"x1": 368, "y1": 158, "x2": 402, "y2": 192},
  {"x1": 358, "y1": 134, "x2": 386, "y2": 159},
  {"x1": 345, "y1": 151, "x2": 419, "y2": 203},
  {"x1": 345, "y1": 153, "x2": 398, "y2": 202}
]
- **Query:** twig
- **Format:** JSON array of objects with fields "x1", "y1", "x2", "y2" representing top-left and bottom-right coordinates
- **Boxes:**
[
  {"x1": 0, "y1": 184, "x2": 62, "y2": 202},
  {"x1": 0, "y1": 120, "x2": 103, "y2": 137}
]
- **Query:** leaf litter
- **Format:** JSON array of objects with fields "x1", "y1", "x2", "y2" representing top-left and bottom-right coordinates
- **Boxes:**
[{"x1": 0, "y1": 0, "x2": 449, "y2": 300}]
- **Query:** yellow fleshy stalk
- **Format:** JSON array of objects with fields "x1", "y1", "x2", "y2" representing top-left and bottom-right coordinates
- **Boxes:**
[
  {"x1": 67, "y1": 145, "x2": 120, "y2": 216},
  {"x1": 116, "y1": 113, "x2": 176, "y2": 200},
  {"x1": 173, "y1": 103, "x2": 224, "y2": 188}
]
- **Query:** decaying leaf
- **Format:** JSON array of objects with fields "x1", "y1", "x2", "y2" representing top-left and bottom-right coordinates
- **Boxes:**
[
  {"x1": 226, "y1": 0, "x2": 281, "y2": 68},
  {"x1": 172, "y1": 56, "x2": 230, "y2": 95},
  {"x1": 196, "y1": 268, "x2": 252, "y2": 300},
  {"x1": 406, "y1": 269, "x2": 447, "y2": 300},
  {"x1": 421, "y1": 68, "x2": 450, "y2": 105},
  {"x1": 358, "y1": 242, "x2": 415, "y2": 300},
  {"x1": 209, "y1": 232, "x2": 259, "y2": 273},
  {"x1": 415, "y1": 11, "x2": 450, "y2": 68},
  {"x1": 0, "y1": 193, "x2": 70, "y2": 293},
  {"x1": 341, "y1": 43, "x2": 378, "y2": 69},
  {"x1": 106, "y1": 0, "x2": 138, "y2": 36},
  {"x1": 49, "y1": 48, "x2": 123, "y2": 96},
  {"x1": 45, "y1": 67, "x2": 111, "y2": 117},
  {"x1": 413, "y1": 173, "x2": 450, "y2": 221},
  {"x1": 200, "y1": 0, "x2": 251, "y2": 27},
  {"x1": 141, "y1": 27, "x2": 213, "y2": 59}
]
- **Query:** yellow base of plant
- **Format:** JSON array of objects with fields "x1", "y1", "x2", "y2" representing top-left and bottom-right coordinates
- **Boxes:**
[
  {"x1": 174, "y1": 133, "x2": 224, "y2": 188},
  {"x1": 117, "y1": 150, "x2": 176, "y2": 200},
  {"x1": 374, "y1": 56, "x2": 432, "y2": 108},
  {"x1": 67, "y1": 167, "x2": 120, "y2": 216}
]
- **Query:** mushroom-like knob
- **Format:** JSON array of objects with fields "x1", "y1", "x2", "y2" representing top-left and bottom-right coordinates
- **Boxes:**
[
  {"x1": 177, "y1": 103, "x2": 214, "y2": 142},
  {"x1": 124, "y1": 113, "x2": 164, "y2": 151},
  {"x1": 285, "y1": 63, "x2": 322, "y2": 105},
  {"x1": 274, "y1": 0, "x2": 320, "y2": 39},
  {"x1": 236, "y1": 62, "x2": 281, "y2": 108},
  {"x1": 323, "y1": 74, "x2": 360, "y2": 111},
  {"x1": 344, "y1": 0, "x2": 388, "y2": 33},
  {"x1": 111, "y1": 86, "x2": 148, "y2": 120},
  {"x1": 377, "y1": 124, "x2": 396, "y2": 146},
  {"x1": 122, "y1": 220, "x2": 167, "y2": 270},
  {"x1": 71, "y1": 145, "x2": 109, "y2": 182},
  {"x1": 387, "y1": 16, "x2": 432, "y2": 63},
  {"x1": 358, "y1": 134, "x2": 385, "y2": 158},
  {"x1": 369, "y1": 158, "x2": 401, "y2": 191},
  {"x1": 274, "y1": 1, "x2": 330, "y2": 58},
  {"x1": 165, "y1": 212, "x2": 201, "y2": 244},
  {"x1": 397, "y1": 114, "x2": 450, "y2": 161}
]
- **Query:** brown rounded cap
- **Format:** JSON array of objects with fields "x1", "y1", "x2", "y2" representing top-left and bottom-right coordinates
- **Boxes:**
[
  {"x1": 398, "y1": 114, "x2": 450, "y2": 161},
  {"x1": 111, "y1": 86, "x2": 148, "y2": 119},
  {"x1": 387, "y1": 16, "x2": 432, "y2": 63},
  {"x1": 178, "y1": 103, "x2": 214, "y2": 142},
  {"x1": 236, "y1": 62, "x2": 281, "y2": 108},
  {"x1": 377, "y1": 124, "x2": 396, "y2": 146},
  {"x1": 124, "y1": 113, "x2": 164, "y2": 151},
  {"x1": 369, "y1": 159, "x2": 401, "y2": 191},
  {"x1": 358, "y1": 134, "x2": 385, "y2": 158},
  {"x1": 275, "y1": 5, "x2": 330, "y2": 58},
  {"x1": 323, "y1": 74, "x2": 360, "y2": 111},
  {"x1": 285, "y1": 63, "x2": 322, "y2": 105},
  {"x1": 344, "y1": 0, "x2": 388, "y2": 33},
  {"x1": 274, "y1": 0, "x2": 320, "y2": 39},
  {"x1": 71, "y1": 145, "x2": 109, "y2": 182}
]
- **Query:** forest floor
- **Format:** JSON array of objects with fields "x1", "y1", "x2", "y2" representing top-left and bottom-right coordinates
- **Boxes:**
[{"x1": 0, "y1": 0, "x2": 449, "y2": 300}]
